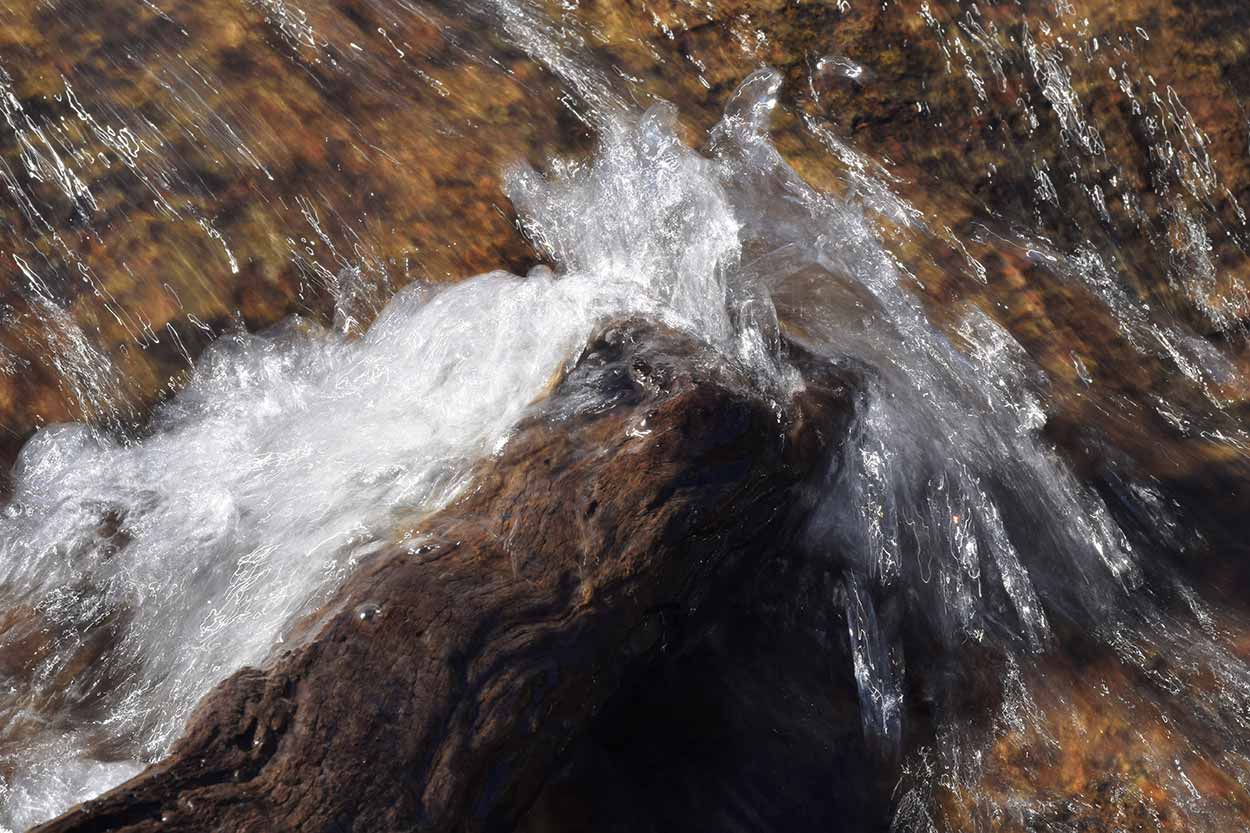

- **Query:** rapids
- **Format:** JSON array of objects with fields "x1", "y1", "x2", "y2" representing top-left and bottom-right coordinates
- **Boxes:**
[
  {"x1": 2, "y1": 0, "x2": 1250, "y2": 830},
  {"x1": 0, "y1": 84, "x2": 787, "y2": 828}
]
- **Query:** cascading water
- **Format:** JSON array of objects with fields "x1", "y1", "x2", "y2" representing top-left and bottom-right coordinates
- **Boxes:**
[
  {"x1": 2, "y1": 0, "x2": 1250, "y2": 830},
  {"x1": 0, "y1": 88, "x2": 784, "y2": 828}
]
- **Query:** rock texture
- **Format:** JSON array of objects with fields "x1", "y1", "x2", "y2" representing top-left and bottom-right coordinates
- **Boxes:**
[
  {"x1": 31, "y1": 320, "x2": 856, "y2": 832},
  {"x1": 5, "y1": 1, "x2": 1250, "y2": 831},
  {"x1": 515, "y1": 539, "x2": 894, "y2": 833}
]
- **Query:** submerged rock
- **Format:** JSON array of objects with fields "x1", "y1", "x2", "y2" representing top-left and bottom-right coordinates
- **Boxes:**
[{"x1": 3, "y1": 0, "x2": 1249, "y2": 491}]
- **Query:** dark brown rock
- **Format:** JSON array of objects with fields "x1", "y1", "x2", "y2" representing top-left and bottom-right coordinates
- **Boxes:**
[
  {"x1": 31, "y1": 320, "x2": 855, "y2": 833},
  {"x1": 5, "y1": 2, "x2": 1250, "y2": 830},
  {"x1": 516, "y1": 540, "x2": 894, "y2": 833}
]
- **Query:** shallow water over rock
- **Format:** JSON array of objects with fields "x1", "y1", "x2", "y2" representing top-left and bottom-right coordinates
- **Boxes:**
[{"x1": 1, "y1": 1, "x2": 1250, "y2": 831}]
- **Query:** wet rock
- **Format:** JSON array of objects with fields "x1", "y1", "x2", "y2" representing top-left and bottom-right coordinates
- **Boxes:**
[
  {"x1": 517, "y1": 545, "x2": 895, "y2": 833},
  {"x1": 31, "y1": 319, "x2": 856, "y2": 832},
  {"x1": 4, "y1": 1, "x2": 1250, "y2": 830}
]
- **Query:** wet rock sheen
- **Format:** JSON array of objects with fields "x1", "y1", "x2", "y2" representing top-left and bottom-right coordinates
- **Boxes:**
[{"x1": 33, "y1": 320, "x2": 855, "y2": 833}]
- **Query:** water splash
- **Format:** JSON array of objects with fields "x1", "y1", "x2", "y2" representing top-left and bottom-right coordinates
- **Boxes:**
[
  {"x1": 3, "y1": 4, "x2": 1250, "y2": 827},
  {"x1": 0, "y1": 90, "x2": 776, "y2": 829}
]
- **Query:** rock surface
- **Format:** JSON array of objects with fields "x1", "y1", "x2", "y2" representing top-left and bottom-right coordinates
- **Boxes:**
[
  {"x1": 31, "y1": 320, "x2": 856, "y2": 832},
  {"x1": 4, "y1": 1, "x2": 1250, "y2": 831}
]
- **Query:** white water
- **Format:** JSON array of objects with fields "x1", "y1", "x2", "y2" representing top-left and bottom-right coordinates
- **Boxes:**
[
  {"x1": 0, "y1": 93, "x2": 779, "y2": 828},
  {"x1": 4, "y1": 0, "x2": 1250, "y2": 829}
]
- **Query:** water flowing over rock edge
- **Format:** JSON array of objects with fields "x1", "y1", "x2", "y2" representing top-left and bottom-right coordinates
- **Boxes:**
[{"x1": 2, "y1": 18, "x2": 1250, "y2": 827}]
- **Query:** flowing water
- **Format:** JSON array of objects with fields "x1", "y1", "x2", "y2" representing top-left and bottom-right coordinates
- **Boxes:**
[{"x1": 1, "y1": 0, "x2": 1250, "y2": 830}]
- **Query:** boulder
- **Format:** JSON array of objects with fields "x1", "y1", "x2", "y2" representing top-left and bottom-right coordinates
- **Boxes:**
[{"x1": 33, "y1": 320, "x2": 856, "y2": 832}]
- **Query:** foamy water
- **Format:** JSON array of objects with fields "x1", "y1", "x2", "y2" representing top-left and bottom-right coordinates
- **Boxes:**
[
  {"x1": 0, "y1": 92, "x2": 781, "y2": 828},
  {"x1": 3, "y1": 0, "x2": 1250, "y2": 829}
]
